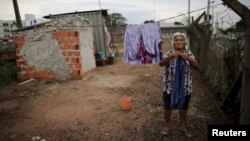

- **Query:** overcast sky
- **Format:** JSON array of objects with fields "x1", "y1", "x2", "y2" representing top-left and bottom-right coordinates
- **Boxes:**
[{"x1": 0, "y1": 0, "x2": 249, "y2": 28}]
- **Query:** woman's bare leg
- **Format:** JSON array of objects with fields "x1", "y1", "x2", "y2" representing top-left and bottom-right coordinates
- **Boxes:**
[{"x1": 179, "y1": 109, "x2": 192, "y2": 137}]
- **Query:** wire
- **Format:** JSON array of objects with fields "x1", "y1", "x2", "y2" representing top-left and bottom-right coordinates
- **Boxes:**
[
  {"x1": 217, "y1": 8, "x2": 228, "y2": 16},
  {"x1": 157, "y1": 3, "x2": 223, "y2": 22}
]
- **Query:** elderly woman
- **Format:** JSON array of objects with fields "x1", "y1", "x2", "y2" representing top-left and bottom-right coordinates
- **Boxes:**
[{"x1": 159, "y1": 32, "x2": 198, "y2": 138}]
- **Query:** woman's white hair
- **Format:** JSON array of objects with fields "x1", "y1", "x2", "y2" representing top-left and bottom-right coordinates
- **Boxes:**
[{"x1": 171, "y1": 32, "x2": 189, "y2": 49}]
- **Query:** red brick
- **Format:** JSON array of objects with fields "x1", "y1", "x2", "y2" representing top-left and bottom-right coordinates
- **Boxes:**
[
  {"x1": 20, "y1": 66, "x2": 27, "y2": 71},
  {"x1": 17, "y1": 71, "x2": 36, "y2": 80},
  {"x1": 68, "y1": 32, "x2": 76, "y2": 37},
  {"x1": 35, "y1": 71, "x2": 55, "y2": 80},
  {"x1": 72, "y1": 38, "x2": 80, "y2": 44},
  {"x1": 70, "y1": 44, "x2": 79, "y2": 50},
  {"x1": 59, "y1": 39, "x2": 66, "y2": 45},
  {"x1": 71, "y1": 58, "x2": 80, "y2": 63},
  {"x1": 16, "y1": 54, "x2": 24, "y2": 60},
  {"x1": 16, "y1": 60, "x2": 21, "y2": 67},
  {"x1": 75, "y1": 44, "x2": 80, "y2": 50},
  {"x1": 61, "y1": 45, "x2": 70, "y2": 50},
  {"x1": 52, "y1": 32, "x2": 60, "y2": 39},
  {"x1": 64, "y1": 58, "x2": 70, "y2": 62},
  {"x1": 73, "y1": 52, "x2": 80, "y2": 56},
  {"x1": 26, "y1": 71, "x2": 36, "y2": 78},
  {"x1": 17, "y1": 72, "x2": 29, "y2": 81},
  {"x1": 26, "y1": 66, "x2": 36, "y2": 72},
  {"x1": 71, "y1": 69, "x2": 82, "y2": 79},
  {"x1": 74, "y1": 32, "x2": 79, "y2": 37},
  {"x1": 16, "y1": 49, "x2": 20, "y2": 54},
  {"x1": 68, "y1": 64, "x2": 73, "y2": 69},
  {"x1": 15, "y1": 42, "x2": 24, "y2": 49},
  {"x1": 67, "y1": 51, "x2": 80, "y2": 56},
  {"x1": 61, "y1": 51, "x2": 67, "y2": 56},
  {"x1": 53, "y1": 31, "x2": 69, "y2": 39},
  {"x1": 71, "y1": 70, "x2": 81, "y2": 75},
  {"x1": 14, "y1": 36, "x2": 25, "y2": 43},
  {"x1": 65, "y1": 39, "x2": 72, "y2": 44},
  {"x1": 16, "y1": 66, "x2": 21, "y2": 71},
  {"x1": 67, "y1": 51, "x2": 73, "y2": 56},
  {"x1": 74, "y1": 63, "x2": 81, "y2": 69},
  {"x1": 16, "y1": 59, "x2": 28, "y2": 66},
  {"x1": 61, "y1": 31, "x2": 69, "y2": 37}
]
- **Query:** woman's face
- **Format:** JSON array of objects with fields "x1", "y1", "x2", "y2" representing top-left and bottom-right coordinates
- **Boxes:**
[{"x1": 174, "y1": 35, "x2": 185, "y2": 49}]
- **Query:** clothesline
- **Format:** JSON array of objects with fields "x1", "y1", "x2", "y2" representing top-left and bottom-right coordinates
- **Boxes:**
[{"x1": 157, "y1": 3, "x2": 222, "y2": 22}]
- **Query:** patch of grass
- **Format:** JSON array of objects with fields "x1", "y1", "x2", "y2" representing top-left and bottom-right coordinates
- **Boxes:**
[
  {"x1": 162, "y1": 39, "x2": 172, "y2": 51},
  {"x1": 109, "y1": 106, "x2": 119, "y2": 113},
  {"x1": 16, "y1": 132, "x2": 28, "y2": 137},
  {"x1": 31, "y1": 89, "x2": 42, "y2": 96},
  {"x1": 0, "y1": 62, "x2": 17, "y2": 88},
  {"x1": 68, "y1": 134, "x2": 82, "y2": 141}
]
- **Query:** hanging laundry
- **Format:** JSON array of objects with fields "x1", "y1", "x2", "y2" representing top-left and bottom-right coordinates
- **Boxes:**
[
  {"x1": 123, "y1": 25, "x2": 141, "y2": 64},
  {"x1": 141, "y1": 23, "x2": 162, "y2": 63},
  {"x1": 123, "y1": 22, "x2": 162, "y2": 64},
  {"x1": 137, "y1": 35, "x2": 155, "y2": 64}
]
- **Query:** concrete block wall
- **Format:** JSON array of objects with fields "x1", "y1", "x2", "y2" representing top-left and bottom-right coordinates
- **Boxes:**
[
  {"x1": 15, "y1": 31, "x2": 93, "y2": 81},
  {"x1": 15, "y1": 35, "x2": 52, "y2": 81}
]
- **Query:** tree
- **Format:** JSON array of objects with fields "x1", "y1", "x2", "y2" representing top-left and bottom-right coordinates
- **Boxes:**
[
  {"x1": 144, "y1": 20, "x2": 154, "y2": 24},
  {"x1": 109, "y1": 13, "x2": 127, "y2": 26},
  {"x1": 174, "y1": 21, "x2": 184, "y2": 25},
  {"x1": 222, "y1": 0, "x2": 250, "y2": 124}
]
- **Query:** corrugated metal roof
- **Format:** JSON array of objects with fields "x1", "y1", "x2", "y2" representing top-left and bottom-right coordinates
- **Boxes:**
[
  {"x1": 43, "y1": 9, "x2": 111, "y2": 58},
  {"x1": 12, "y1": 21, "x2": 50, "y2": 32},
  {"x1": 43, "y1": 9, "x2": 109, "y2": 19}
]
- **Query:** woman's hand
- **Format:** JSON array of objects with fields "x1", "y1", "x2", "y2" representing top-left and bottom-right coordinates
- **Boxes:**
[
  {"x1": 179, "y1": 52, "x2": 199, "y2": 69},
  {"x1": 179, "y1": 52, "x2": 189, "y2": 60},
  {"x1": 171, "y1": 51, "x2": 180, "y2": 58},
  {"x1": 159, "y1": 51, "x2": 179, "y2": 67}
]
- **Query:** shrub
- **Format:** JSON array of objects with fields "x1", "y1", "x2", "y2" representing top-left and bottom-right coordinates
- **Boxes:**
[{"x1": 0, "y1": 62, "x2": 17, "y2": 88}]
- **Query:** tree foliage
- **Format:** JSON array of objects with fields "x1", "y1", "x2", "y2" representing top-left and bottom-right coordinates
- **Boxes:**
[
  {"x1": 174, "y1": 21, "x2": 184, "y2": 25},
  {"x1": 109, "y1": 13, "x2": 127, "y2": 26},
  {"x1": 144, "y1": 20, "x2": 154, "y2": 24},
  {"x1": 0, "y1": 62, "x2": 16, "y2": 88},
  {"x1": 226, "y1": 19, "x2": 245, "y2": 33}
]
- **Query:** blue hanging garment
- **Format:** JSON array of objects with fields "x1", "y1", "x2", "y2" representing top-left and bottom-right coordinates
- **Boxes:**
[{"x1": 170, "y1": 57, "x2": 186, "y2": 109}]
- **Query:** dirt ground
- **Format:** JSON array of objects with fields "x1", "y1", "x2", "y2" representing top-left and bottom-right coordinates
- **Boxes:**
[{"x1": 0, "y1": 49, "x2": 231, "y2": 141}]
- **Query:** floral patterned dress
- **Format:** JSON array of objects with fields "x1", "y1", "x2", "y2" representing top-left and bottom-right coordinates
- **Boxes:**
[{"x1": 162, "y1": 49, "x2": 196, "y2": 96}]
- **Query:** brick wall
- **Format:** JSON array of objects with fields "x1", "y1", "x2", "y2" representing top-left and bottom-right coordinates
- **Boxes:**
[
  {"x1": 15, "y1": 31, "x2": 89, "y2": 81},
  {"x1": 52, "y1": 31, "x2": 83, "y2": 80}
]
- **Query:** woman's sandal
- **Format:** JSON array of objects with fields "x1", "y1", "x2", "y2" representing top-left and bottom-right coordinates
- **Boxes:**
[
  {"x1": 161, "y1": 127, "x2": 171, "y2": 135},
  {"x1": 178, "y1": 126, "x2": 192, "y2": 138}
]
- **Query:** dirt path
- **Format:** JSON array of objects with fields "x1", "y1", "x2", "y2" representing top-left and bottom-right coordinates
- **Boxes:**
[{"x1": 0, "y1": 51, "x2": 228, "y2": 141}]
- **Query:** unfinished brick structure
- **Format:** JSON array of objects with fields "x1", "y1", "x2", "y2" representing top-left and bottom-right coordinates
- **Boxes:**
[{"x1": 14, "y1": 16, "x2": 96, "y2": 81}]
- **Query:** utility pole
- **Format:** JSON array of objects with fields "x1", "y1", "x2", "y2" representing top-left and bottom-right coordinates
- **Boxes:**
[
  {"x1": 215, "y1": 12, "x2": 219, "y2": 34},
  {"x1": 206, "y1": 0, "x2": 211, "y2": 24},
  {"x1": 188, "y1": 0, "x2": 190, "y2": 24},
  {"x1": 154, "y1": 0, "x2": 156, "y2": 21},
  {"x1": 12, "y1": 0, "x2": 22, "y2": 28},
  {"x1": 211, "y1": 5, "x2": 216, "y2": 35},
  {"x1": 98, "y1": 0, "x2": 102, "y2": 10}
]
